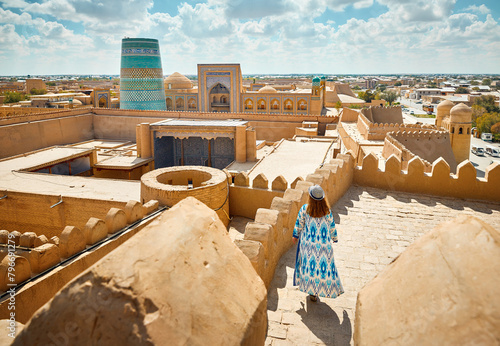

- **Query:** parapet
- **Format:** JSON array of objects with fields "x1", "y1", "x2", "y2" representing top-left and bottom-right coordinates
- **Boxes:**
[{"x1": 354, "y1": 153, "x2": 500, "y2": 202}]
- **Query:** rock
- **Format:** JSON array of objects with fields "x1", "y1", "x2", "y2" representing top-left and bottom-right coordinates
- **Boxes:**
[
  {"x1": 19, "y1": 232, "x2": 37, "y2": 248},
  {"x1": 105, "y1": 208, "x2": 127, "y2": 234},
  {"x1": 83, "y1": 218, "x2": 107, "y2": 245},
  {"x1": 14, "y1": 197, "x2": 267, "y2": 345},
  {"x1": 354, "y1": 216, "x2": 500, "y2": 345},
  {"x1": 34, "y1": 235, "x2": 49, "y2": 248},
  {"x1": 0, "y1": 255, "x2": 31, "y2": 292},
  {"x1": 29, "y1": 244, "x2": 60, "y2": 274}
]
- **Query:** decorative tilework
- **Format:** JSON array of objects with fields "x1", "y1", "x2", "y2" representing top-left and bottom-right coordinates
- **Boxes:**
[{"x1": 120, "y1": 38, "x2": 166, "y2": 110}]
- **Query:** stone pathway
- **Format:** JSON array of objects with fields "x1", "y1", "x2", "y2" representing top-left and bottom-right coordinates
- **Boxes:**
[{"x1": 265, "y1": 185, "x2": 500, "y2": 345}]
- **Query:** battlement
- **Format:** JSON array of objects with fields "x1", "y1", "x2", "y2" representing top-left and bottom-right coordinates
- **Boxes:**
[
  {"x1": 0, "y1": 198, "x2": 159, "y2": 322},
  {"x1": 383, "y1": 130, "x2": 455, "y2": 172},
  {"x1": 354, "y1": 153, "x2": 500, "y2": 202},
  {"x1": 234, "y1": 152, "x2": 355, "y2": 287}
]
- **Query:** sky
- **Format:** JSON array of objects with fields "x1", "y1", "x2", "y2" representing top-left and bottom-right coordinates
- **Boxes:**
[{"x1": 0, "y1": 0, "x2": 500, "y2": 76}]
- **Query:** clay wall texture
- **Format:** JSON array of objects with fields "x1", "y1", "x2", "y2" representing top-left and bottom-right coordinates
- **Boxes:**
[
  {"x1": 0, "y1": 199, "x2": 159, "y2": 323},
  {"x1": 0, "y1": 191, "x2": 129, "y2": 238},
  {"x1": 383, "y1": 131, "x2": 458, "y2": 173},
  {"x1": 234, "y1": 153, "x2": 355, "y2": 287},
  {"x1": 0, "y1": 114, "x2": 93, "y2": 159},
  {"x1": 362, "y1": 106, "x2": 403, "y2": 124},
  {"x1": 354, "y1": 153, "x2": 500, "y2": 202}
]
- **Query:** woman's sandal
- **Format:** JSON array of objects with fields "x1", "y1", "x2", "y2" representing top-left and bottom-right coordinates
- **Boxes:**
[{"x1": 309, "y1": 294, "x2": 318, "y2": 302}]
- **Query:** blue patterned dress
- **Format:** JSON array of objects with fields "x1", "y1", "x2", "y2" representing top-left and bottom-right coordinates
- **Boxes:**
[{"x1": 293, "y1": 204, "x2": 344, "y2": 298}]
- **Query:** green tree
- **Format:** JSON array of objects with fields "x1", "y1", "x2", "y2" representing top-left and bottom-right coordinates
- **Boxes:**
[
  {"x1": 491, "y1": 122, "x2": 500, "y2": 134},
  {"x1": 46, "y1": 81, "x2": 56, "y2": 86},
  {"x1": 335, "y1": 100, "x2": 342, "y2": 114},
  {"x1": 30, "y1": 88, "x2": 46, "y2": 95},
  {"x1": 376, "y1": 84, "x2": 387, "y2": 92},
  {"x1": 394, "y1": 81, "x2": 402, "y2": 86},
  {"x1": 381, "y1": 90, "x2": 398, "y2": 105},
  {"x1": 352, "y1": 85, "x2": 361, "y2": 90},
  {"x1": 358, "y1": 90, "x2": 375, "y2": 103},
  {"x1": 470, "y1": 80, "x2": 479, "y2": 86},
  {"x1": 482, "y1": 78, "x2": 491, "y2": 86},
  {"x1": 474, "y1": 95, "x2": 500, "y2": 113},
  {"x1": 2, "y1": 91, "x2": 26, "y2": 103},
  {"x1": 427, "y1": 81, "x2": 437, "y2": 88},
  {"x1": 476, "y1": 112, "x2": 500, "y2": 134},
  {"x1": 455, "y1": 87, "x2": 469, "y2": 94}
]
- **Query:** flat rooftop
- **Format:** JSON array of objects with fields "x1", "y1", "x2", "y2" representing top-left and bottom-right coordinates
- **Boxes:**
[
  {"x1": 0, "y1": 146, "x2": 140, "y2": 202},
  {"x1": 152, "y1": 119, "x2": 248, "y2": 127},
  {"x1": 248, "y1": 139, "x2": 334, "y2": 184}
]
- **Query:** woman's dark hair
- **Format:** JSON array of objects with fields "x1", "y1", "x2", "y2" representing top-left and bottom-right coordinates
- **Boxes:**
[{"x1": 306, "y1": 195, "x2": 330, "y2": 218}]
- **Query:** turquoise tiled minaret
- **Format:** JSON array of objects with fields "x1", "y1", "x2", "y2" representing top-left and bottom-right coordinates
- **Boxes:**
[{"x1": 120, "y1": 38, "x2": 166, "y2": 110}]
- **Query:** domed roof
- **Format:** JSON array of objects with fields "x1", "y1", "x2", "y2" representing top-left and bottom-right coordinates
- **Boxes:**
[
  {"x1": 258, "y1": 85, "x2": 277, "y2": 93},
  {"x1": 437, "y1": 99, "x2": 454, "y2": 111},
  {"x1": 312, "y1": 77, "x2": 320, "y2": 83},
  {"x1": 450, "y1": 103, "x2": 472, "y2": 123},
  {"x1": 164, "y1": 72, "x2": 192, "y2": 89}
]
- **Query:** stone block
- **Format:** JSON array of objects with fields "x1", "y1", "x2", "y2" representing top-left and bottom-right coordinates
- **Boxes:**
[
  {"x1": 271, "y1": 175, "x2": 288, "y2": 191},
  {"x1": 244, "y1": 222, "x2": 273, "y2": 260},
  {"x1": 234, "y1": 172, "x2": 250, "y2": 187},
  {"x1": 456, "y1": 160, "x2": 476, "y2": 183},
  {"x1": 431, "y1": 157, "x2": 450, "y2": 179},
  {"x1": 124, "y1": 200, "x2": 144, "y2": 224},
  {"x1": 0, "y1": 230, "x2": 8, "y2": 244},
  {"x1": 283, "y1": 188, "x2": 304, "y2": 205},
  {"x1": 142, "y1": 199, "x2": 159, "y2": 215},
  {"x1": 29, "y1": 244, "x2": 61, "y2": 274},
  {"x1": 34, "y1": 235, "x2": 49, "y2": 248},
  {"x1": 385, "y1": 155, "x2": 402, "y2": 176},
  {"x1": 10, "y1": 231, "x2": 21, "y2": 246},
  {"x1": 105, "y1": 208, "x2": 127, "y2": 234},
  {"x1": 255, "y1": 208, "x2": 283, "y2": 245},
  {"x1": 13, "y1": 197, "x2": 268, "y2": 346},
  {"x1": 270, "y1": 197, "x2": 297, "y2": 235},
  {"x1": 83, "y1": 218, "x2": 108, "y2": 245},
  {"x1": 0, "y1": 255, "x2": 31, "y2": 292},
  {"x1": 253, "y1": 173, "x2": 269, "y2": 189},
  {"x1": 19, "y1": 232, "x2": 37, "y2": 248},
  {"x1": 59, "y1": 226, "x2": 86, "y2": 259},
  {"x1": 290, "y1": 177, "x2": 303, "y2": 189},
  {"x1": 49, "y1": 236, "x2": 59, "y2": 246},
  {"x1": 305, "y1": 173, "x2": 324, "y2": 187},
  {"x1": 234, "y1": 239, "x2": 265, "y2": 278},
  {"x1": 354, "y1": 216, "x2": 500, "y2": 345}
]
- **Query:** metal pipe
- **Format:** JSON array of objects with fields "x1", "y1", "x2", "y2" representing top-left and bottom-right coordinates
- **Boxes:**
[
  {"x1": 0, "y1": 195, "x2": 7, "y2": 200},
  {"x1": 50, "y1": 196, "x2": 63, "y2": 208}
]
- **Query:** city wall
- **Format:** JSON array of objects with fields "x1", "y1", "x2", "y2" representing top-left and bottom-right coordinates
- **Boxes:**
[
  {"x1": 234, "y1": 153, "x2": 355, "y2": 287},
  {"x1": 0, "y1": 199, "x2": 160, "y2": 323},
  {"x1": 0, "y1": 190, "x2": 132, "y2": 238},
  {"x1": 383, "y1": 131, "x2": 457, "y2": 173},
  {"x1": 354, "y1": 153, "x2": 500, "y2": 202}
]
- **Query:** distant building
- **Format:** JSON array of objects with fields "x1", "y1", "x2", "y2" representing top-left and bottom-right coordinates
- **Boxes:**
[{"x1": 25, "y1": 79, "x2": 47, "y2": 93}]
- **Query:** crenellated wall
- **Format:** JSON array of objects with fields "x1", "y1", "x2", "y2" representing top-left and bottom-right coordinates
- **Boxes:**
[
  {"x1": 354, "y1": 153, "x2": 500, "y2": 202},
  {"x1": 0, "y1": 199, "x2": 160, "y2": 323},
  {"x1": 384, "y1": 130, "x2": 457, "y2": 173},
  {"x1": 234, "y1": 153, "x2": 355, "y2": 287},
  {"x1": 361, "y1": 105, "x2": 403, "y2": 125}
]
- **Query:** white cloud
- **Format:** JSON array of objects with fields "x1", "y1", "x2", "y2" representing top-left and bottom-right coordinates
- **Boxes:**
[{"x1": 464, "y1": 4, "x2": 490, "y2": 15}]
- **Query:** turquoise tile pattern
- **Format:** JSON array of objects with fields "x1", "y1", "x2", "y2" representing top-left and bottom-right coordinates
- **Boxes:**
[{"x1": 120, "y1": 38, "x2": 166, "y2": 110}]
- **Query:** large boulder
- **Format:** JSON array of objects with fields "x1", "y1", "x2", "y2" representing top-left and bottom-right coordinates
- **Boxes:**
[
  {"x1": 13, "y1": 197, "x2": 267, "y2": 345},
  {"x1": 354, "y1": 216, "x2": 500, "y2": 345}
]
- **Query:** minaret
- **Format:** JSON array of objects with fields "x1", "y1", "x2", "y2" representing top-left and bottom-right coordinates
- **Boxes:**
[
  {"x1": 435, "y1": 99, "x2": 454, "y2": 128},
  {"x1": 120, "y1": 38, "x2": 166, "y2": 110}
]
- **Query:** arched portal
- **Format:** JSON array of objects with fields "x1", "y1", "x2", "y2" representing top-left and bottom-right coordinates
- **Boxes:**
[{"x1": 209, "y1": 83, "x2": 230, "y2": 112}]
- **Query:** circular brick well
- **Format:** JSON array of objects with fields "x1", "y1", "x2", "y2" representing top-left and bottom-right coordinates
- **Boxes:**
[{"x1": 140, "y1": 166, "x2": 230, "y2": 226}]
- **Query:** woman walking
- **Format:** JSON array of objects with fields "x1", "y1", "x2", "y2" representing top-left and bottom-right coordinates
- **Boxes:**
[{"x1": 292, "y1": 185, "x2": 344, "y2": 302}]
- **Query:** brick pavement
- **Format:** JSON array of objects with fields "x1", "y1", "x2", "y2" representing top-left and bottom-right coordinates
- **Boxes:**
[{"x1": 265, "y1": 185, "x2": 500, "y2": 345}]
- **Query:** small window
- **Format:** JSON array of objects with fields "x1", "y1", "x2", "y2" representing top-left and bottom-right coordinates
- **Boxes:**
[
  {"x1": 459, "y1": 127, "x2": 463, "y2": 134},
  {"x1": 467, "y1": 128, "x2": 470, "y2": 135},
  {"x1": 451, "y1": 127, "x2": 455, "y2": 134}
]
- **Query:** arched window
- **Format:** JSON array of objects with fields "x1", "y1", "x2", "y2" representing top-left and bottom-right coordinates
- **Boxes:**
[
  {"x1": 467, "y1": 128, "x2": 470, "y2": 135},
  {"x1": 220, "y1": 96, "x2": 227, "y2": 104},
  {"x1": 245, "y1": 99, "x2": 253, "y2": 110},
  {"x1": 271, "y1": 99, "x2": 279, "y2": 110},
  {"x1": 176, "y1": 98, "x2": 184, "y2": 110},
  {"x1": 257, "y1": 99, "x2": 266, "y2": 110},
  {"x1": 298, "y1": 99, "x2": 307, "y2": 111},
  {"x1": 213, "y1": 96, "x2": 217, "y2": 103},
  {"x1": 188, "y1": 98, "x2": 196, "y2": 109},
  {"x1": 459, "y1": 127, "x2": 463, "y2": 134},
  {"x1": 166, "y1": 98, "x2": 173, "y2": 110},
  {"x1": 451, "y1": 127, "x2": 455, "y2": 134},
  {"x1": 284, "y1": 100, "x2": 293, "y2": 110}
]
